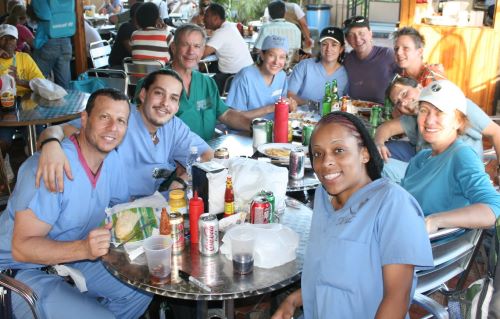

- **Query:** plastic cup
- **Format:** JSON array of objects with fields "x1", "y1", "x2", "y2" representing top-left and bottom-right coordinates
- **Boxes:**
[
  {"x1": 143, "y1": 235, "x2": 173, "y2": 284},
  {"x1": 231, "y1": 233, "x2": 255, "y2": 275}
]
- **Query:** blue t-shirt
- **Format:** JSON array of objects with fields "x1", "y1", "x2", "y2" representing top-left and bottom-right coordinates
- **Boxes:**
[
  {"x1": 344, "y1": 46, "x2": 399, "y2": 104},
  {"x1": 401, "y1": 140, "x2": 500, "y2": 217},
  {"x1": 0, "y1": 137, "x2": 129, "y2": 270},
  {"x1": 287, "y1": 58, "x2": 349, "y2": 102},
  {"x1": 69, "y1": 106, "x2": 210, "y2": 198},
  {"x1": 400, "y1": 99, "x2": 492, "y2": 156},
  {"x1": 226, "y1": 64, "x2": 287, "y2": 120},
  {"x1": 302, "y1": 178, "x2": 433, "y2": 319}
]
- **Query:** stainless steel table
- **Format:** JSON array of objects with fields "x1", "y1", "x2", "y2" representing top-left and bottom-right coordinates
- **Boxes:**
[
  {"x1": 102, "y1": 199, "x2": 312, "y2": 319},
  {"x1": 208, "y1": 132, "x2": 320, "y2": 192}
]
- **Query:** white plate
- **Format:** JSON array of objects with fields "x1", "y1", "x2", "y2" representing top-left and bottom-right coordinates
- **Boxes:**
[{"x1": 257, "y1": 143, "x2": 305, "y2": 160}]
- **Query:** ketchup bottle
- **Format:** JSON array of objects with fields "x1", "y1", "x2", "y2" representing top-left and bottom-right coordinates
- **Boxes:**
[
  {"x1": 274, "y1": 98, "x2": 289, "y2": 143},
  {"x1": 160, "y1": 207, "x2": 171, "y2": 235},
  {"x1": 189, "y1": 191, "x2": 204, "y2": 244}
]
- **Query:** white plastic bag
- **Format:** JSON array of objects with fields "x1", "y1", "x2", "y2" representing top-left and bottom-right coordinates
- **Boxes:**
[
  {"x1": 220, "y1": 223, "x2": 299, "y2": 269},
  {"x1": 29, "y1": 78, "x2": 67, "y2": 100}
]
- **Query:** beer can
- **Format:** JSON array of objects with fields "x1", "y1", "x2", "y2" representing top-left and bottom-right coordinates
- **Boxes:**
[
  {"x1": 250, "y1": 196, "x2": 271, "y2": 224},
  {"x1": 214, "y1": 147, "x2": 229, "y2": 159},
  {"x1": 262, "y1": 190, "x2": 275, "y2": 223},
  {"x1": 302, "y1": 124, "x2": 314, "y2": 146},
  {"x1": 169, "y1": 212, "x2": 185, "y2": 254},
  {"x1": 289, "y1": 148, "x2": 305, "y2": 179},
  {"x1": 198, "y1": 213, "x2": 219, "y2": 256}
]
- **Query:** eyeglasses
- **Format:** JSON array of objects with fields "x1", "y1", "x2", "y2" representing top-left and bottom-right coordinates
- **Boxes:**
[{"x1": 343, "y1": 16, "x2": 366, "y2": 28}]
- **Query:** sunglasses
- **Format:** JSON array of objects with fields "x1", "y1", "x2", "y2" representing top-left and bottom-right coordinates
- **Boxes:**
[{"x1": 343, "y1": 16, "x2": 366, "y2": 28}]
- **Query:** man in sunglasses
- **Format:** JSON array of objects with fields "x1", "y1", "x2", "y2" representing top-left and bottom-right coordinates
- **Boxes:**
[{"x1": 343, "y1": 16, "x2": 399, "y2": 105}]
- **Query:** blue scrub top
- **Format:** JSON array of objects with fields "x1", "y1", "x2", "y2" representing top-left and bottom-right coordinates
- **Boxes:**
[{"x1": 302, "y1": 178, "x2": 433, "y2": 318}]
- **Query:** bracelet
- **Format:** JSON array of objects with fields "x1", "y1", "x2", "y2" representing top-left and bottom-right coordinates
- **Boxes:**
[{"x1": 40, "y1": 138, "x2": 61, "y2": 148}]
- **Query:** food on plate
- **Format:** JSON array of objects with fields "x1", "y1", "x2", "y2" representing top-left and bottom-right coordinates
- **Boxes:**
[
  {"x1": 289, "y1": 112, "x2": 306, "y2": 120},
  {"x1": 351, "y1": 100, "x2": 380, "y2": 108},
  {"x1": 265, "y1": 148, "x2": 291, "y2": 158},
  {"x1": 115, "y1": 210, "x2": 140, "y2": 240}
]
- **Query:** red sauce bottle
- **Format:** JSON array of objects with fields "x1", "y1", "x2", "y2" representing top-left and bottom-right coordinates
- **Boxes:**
[
  {"x1": 189, "y1": 191, "x2": 204, "y2": 244},
  {"x1": 224, "y1": 175, "x2": 235, "y2": 217},
  {"x1": 160, "y1": 207, "x2": 171, "y2": 235}
]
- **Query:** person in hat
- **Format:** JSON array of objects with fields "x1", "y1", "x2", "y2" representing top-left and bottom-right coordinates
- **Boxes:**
[
  {"x1": 287, "y1": 26, "x2": 348, "y2": 106},
  {"x1": 227, "y1": 35, "x2": 297, "y2": 120},
  {"x1": 272, "y1": 111, "x2": 433, "y2": 318},
  {"x1": 343, "y1": 15, "x2": 399, "y2": 105},
  {"x1": 399, "y1": 80, "x2": 500, "y2": 234},
  {"x1": 393, "y1": 26, "x2": 446, "y2": 87}
]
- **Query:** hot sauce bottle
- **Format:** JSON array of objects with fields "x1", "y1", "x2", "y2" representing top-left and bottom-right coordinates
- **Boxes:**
[
  {"x1": 160, "y1": 207, "x2": 171, "y2": 235},
  {"x1": 224, "y1": 175, "x2": 235, "y2": 217}
]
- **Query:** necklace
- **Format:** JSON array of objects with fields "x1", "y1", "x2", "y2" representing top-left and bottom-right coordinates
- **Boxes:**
[{"x1": 150, "y1": 131, "x2": 159, "y2": 144}]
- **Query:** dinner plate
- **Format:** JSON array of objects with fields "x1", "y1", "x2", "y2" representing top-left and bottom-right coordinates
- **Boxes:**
[{"x1": 257, "y1": 143, "x2": 306, "y2": 160}]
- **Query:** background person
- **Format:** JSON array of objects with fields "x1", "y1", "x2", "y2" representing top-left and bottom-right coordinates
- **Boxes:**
[
  {"x1": 108, "y1": 2, "x2": 141, "y2": 68},
  {"x1": 399, "y1": 80, "x2": 500, "y2": 234},
  {"x1": 5, "y1": 4, "x2": 34, "y2": 53},
  {"x1": 343, "y1": 15, "x2": 398, "y2": 105},
  {"x1": 227, "y1": 35, "x2": 297, "y2": 120},
  {"x1": 272, "y1": 112, "x2": 433, "y2": 318},
  {"x1": 287, "y1": 26, "x2": 348, "y2": 106},
  {"x1": 99, "y1": 0, "x2": 123, "y2": 14}
]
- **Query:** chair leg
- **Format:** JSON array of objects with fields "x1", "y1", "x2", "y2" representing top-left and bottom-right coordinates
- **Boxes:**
[{"x1": 412, "y1": 293, "x2": 450, "y2": 319}]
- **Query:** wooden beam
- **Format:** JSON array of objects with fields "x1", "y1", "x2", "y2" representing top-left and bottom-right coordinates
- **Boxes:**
[{"x1": 74, "y1": 0, "x2": 88, "y2": 76}]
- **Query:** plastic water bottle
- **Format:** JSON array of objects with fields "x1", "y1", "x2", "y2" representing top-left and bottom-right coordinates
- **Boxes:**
[{"x1": 186, "y1": 146, "x2": 200, "y2": 199}]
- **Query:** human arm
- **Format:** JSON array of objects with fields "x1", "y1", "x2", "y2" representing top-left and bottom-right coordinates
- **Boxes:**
[
  {"x1": 375, "y1": 264, "x2": 414, "y2": 319},
  {"x1": 374, "y1": 119, "x2": 405, "y2": 161},
  {"x1": 202, "y1": 45, "x2": 216, "y2": 58},
  {"x1": 425, "y1": 204, "x2": 496, "y2": 234},
  {"x1": 35, "y1": 124, "x2": 79, "y2": 191},
  {"x1": 218, "y1": 109, "x2": 251, "y2": 132},
  {"x1": 271, "y1": 289, "x2": 303, "y2": 319},
  {"x1": 287, "y1": 91, "x2": 308, "y2": 106},
  {"x1": 481, "y1": 121, "x2": 500, "y2": 181},
  {"x1": 12, "y1": 209, "x2": 113, "y2": 264},
  {"x1": 298, "y1": 17, "x2": 312, "y2": 48}
]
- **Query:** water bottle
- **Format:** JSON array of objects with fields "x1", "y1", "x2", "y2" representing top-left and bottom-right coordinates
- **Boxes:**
[{"x1": 186, "y1": 146, "x2": 199, "y2": 199}]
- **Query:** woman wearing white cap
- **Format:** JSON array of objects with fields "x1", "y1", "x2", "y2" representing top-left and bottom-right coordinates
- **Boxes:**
[
  {"x1": 400, "y1": 80, "x2": 500, "y2": 233},
  {"x1": 226, "y1": 35, "x2": 297, "y2": 120},
  {"x1": 287, "y1": 26, "x2": 348, "y2": 106}
]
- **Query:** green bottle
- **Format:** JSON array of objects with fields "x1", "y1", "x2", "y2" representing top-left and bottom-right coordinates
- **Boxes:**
[
  {"x1": 330, "y1": 80, "x2": 340, "y2": 112},
  {"x1": 321, "y1": 82, "x2": 332, "y2": 116},
  {"x1": 383, "y1": 97, "x2": 393, "y2": 121}
]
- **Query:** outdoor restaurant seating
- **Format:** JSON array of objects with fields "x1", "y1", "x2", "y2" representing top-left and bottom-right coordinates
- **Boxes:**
[
  {"x1": 89, "y1": 40, "x2": 112, "y2": 69},
  {"x1": 84, "y1": 68, "x2": 128, "y2": 95},
  {"x1": 0, "y1": 270, "x2": 40, "y2": 319},
  {"x1": 122, "y1": 57, "x2": 164, "y2": 96}
]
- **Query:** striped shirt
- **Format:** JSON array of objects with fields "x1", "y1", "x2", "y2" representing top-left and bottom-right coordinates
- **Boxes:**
[{"x1": 131, "y1": 27, "x2": 173, "y2": 65}]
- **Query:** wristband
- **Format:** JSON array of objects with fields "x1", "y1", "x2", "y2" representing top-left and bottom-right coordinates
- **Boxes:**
[{"x1": 40, "y1": 138, "x2": 61, "y2": 148}]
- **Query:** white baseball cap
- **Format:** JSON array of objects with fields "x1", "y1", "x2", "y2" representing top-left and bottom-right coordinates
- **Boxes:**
[
  {"x1": 418, "y1": 80, "x2": 467, "y2": 115},
  {"x1": 0, "y1": 24, "x2": 18, "y2": 40}
]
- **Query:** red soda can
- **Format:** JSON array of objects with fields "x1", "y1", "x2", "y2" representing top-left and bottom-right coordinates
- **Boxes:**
[
  {"x1": 198, "y1": 213, "x2": 219, "y2": 256},
  {"x1": 250, "y1": 196, "x2": 271, "y2": 224}
]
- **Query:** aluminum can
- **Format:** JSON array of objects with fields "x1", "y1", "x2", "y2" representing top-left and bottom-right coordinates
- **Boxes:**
[
  {"x1": 261, "y1": 190, "x2": 275, "y2": 223},
  {"x1": 302, "y1": 124, "x2": 314, "y2": 146},
  {"x1": 198, "y1": 213, "x2": 219, "y2": 256},
  {"x1": 252, "y1": 118, "x2": 269, "y2": 148},
  {"x1": 214, "y1": 147, "x2": 229, "y2": 159},
  {"x1": 289, "y1": 148, "x2": 305, "y2": 179},
  {"x1": 250, "y1": 196, "x2": 271, "y2": 224},
  {"x1": 169, "y1": 212, "x2": 185, "y2": 254}
]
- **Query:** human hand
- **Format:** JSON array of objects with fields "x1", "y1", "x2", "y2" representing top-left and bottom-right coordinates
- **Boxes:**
[
  {"x1": 271, "y1": 293, "x2": 297, "y2": 319},
  {"x1": 425, "y1": 215, "x2": 439, "y2": 234},
  {"x1": 304, "y1": 37, "x2": 313, "y2": 48},
  {"x1": 286, "y1": 97, "x2": 298, "y2": 113},
  {"x1": 376, "y1": 143, "x2": 391, "y2": 162},
  {"x1": 85, "y1": 222, "x2": 113, "y2": 260},
  {"x1": 35, "y1": 140, "x2": 73, "y2": 192}
]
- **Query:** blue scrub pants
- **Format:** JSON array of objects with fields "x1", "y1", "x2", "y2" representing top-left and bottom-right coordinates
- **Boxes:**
[{"x1": 12, "y1": 260, "x2": 152, "y2": 319}]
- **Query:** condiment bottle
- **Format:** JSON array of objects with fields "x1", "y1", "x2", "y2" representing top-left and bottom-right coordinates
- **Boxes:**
[
  {"x1": 189, "y1": 191, "x2": 204, "y2": 244},
  {"x1": 224, "y1": 175, "x2": 235, "y2": 217},
  {"x1": 273, "y1": 98, "x2": 289, "y2": 143},
  {"x1": 160, "y1": 207, "x2": 170, "y2": 235},
  {"x1": 169, "y1": 189, "x2": 188, "y2": 235}
]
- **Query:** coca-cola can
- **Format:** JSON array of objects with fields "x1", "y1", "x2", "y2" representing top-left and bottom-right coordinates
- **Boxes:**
[
  {"x1": 198, "y1": 213, "x2": 219, "y2": 256},
  {"x1": 250, "y1": 196, "x2": 271, "y2": 224},
  {"x1": 289, "y1": 148, "x2": 305, "y2": 180}
]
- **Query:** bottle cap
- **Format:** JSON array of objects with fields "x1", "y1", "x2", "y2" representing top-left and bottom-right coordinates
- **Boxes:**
[{"x1": 169, "y1": 189, "x2": 185, "y2": 200}]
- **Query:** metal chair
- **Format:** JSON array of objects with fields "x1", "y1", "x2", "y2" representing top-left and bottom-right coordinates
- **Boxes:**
[
  {"x1": 122, "y1": 57, "x2": 164, "y2": 97},
  {"x1": 221, "y1": 74, "x2": 235, "y2": 97},
  {"x1": 84, "y1": 68, "x2": 128, "y2": 95},
  {"x1": 0, "y1": 270, "x2": 40, "y2": 319},
  {"x1": 89, "y1": 40, "x2": 112, "y2": 69},
  {"x1": 413, "y1": 228, "x2": 484, "y2": 319}
]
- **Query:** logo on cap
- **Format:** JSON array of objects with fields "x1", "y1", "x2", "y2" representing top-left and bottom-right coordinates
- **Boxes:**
[
  {"x1": 328, "y1": 29, "x2": 336, "y2": 34},
  {"x1": 431, "y1": 83, "x2": 442, "y2": 92}
]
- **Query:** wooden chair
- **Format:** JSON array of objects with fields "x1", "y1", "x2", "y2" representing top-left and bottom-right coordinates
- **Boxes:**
[
  {"x1": 89, "y1": 40, "x2": 112, "y2": 69},
  {"x1": 413, "y1": 228, "x2": 484, "y2": 319}
]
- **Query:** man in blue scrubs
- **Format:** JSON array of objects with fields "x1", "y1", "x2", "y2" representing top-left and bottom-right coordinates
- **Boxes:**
[
  {"x1": 36, "y1": 69, "x2": 214, "y2": 196},
  {"x1": 0, "y1": 88, "x2": 152, "y2": 319}
]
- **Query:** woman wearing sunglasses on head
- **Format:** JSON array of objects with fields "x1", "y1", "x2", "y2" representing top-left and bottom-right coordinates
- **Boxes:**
[{"x1": 272, "y1": 112, "x2": 433, "y2": 319}]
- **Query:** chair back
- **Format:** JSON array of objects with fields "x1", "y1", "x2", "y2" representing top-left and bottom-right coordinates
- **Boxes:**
[
  {"x1": 85, "y1": 68, "x2": 128, "y2": 95},
  {"x1": 123, "y1": 57, "x2": 164, "y2": 96},
  {"x1": 0, "y1": 271, "x2": 40, "y2": 319},
  {"x1": 412, "y1": 228, "x2": 484, "y2": 319},
  {"x1": 89, "y1": 40, "x2": 112, "y2": 69},
  {"x1": 221, "y1": 74, "x2": 235, "y2": 97}
]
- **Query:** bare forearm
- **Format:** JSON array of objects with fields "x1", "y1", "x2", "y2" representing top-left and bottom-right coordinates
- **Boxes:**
[
  {"x1": 242, "y1": 104, "x2": 275, "y2": 120},
  {"x1": 375, "y1": 295, "x2": 410, "y2": 319},
  {"x1": 37, "y1": 125, "x2": 65, "y2": 144},
  {"x1": 374, "y1": 119, "x2": 404, "y2": 145},
  {"x1": 219, "y1": 109, "x2": 251, "y2": 132},
  {"x1": 201, "y1": 149, "x2": 214, "y2": 162},
  {"x1": 428, "y1": 204, "x2": 496, "y2": 230},
  {"x1": 12, "y1": 236, "x2": 88, "y2": 265},
  {"x1": 288, "y1": 91, "x2": 307, "y2": 106}
]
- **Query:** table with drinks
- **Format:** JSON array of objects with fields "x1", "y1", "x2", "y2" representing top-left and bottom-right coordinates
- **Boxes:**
[{"x1": 102, "y1": 197, "x2": 313, "y2": 319}]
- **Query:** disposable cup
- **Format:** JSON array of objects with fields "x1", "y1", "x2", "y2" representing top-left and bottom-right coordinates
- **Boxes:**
[
  {"x1": 143, "y1": 235, "x2": 173, "y2": 283},
  {"x1": 231, "y1": 233, "x2": 255, "y2": 275}
]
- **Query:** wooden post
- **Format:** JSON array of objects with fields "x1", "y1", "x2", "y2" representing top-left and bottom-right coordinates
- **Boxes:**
[{"x1": 73, "y1": 0, "x2": 88, "y2": 77}]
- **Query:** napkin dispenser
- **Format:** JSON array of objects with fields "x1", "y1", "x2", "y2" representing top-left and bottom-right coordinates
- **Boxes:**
[{"x1": 192, "y1": 161, "x2": 227, "y2": 213}]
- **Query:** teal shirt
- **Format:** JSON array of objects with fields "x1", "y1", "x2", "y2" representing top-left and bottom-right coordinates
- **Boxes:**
[
  {"x1": 134, "y1": 69, "x2": 229, "y2": 141},
  {"x1": 401, "y1": 140, "x2": 500, "y2": 217}
]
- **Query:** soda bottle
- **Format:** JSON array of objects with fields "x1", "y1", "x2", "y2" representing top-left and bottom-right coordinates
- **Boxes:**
[
  {"x1": 330, "y1": 80, "x2": 340, "y2": 112},
  {"x1": 383, "y1": 97, "x2": 393, "y2": 121},
  {"x1": 224, "y1": 175, "x2": 235, "y2": 217},
  {"x1": 321, "y1": 82, "x2": 331, "y2": 116},
  {"x1": 160, "y1": 207, "x2": 171, "y2": 235}
]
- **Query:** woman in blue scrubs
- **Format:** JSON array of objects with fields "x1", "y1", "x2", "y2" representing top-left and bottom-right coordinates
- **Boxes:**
[{"x1": 272, "y1": 112, "x2": 433, "y2": 319}]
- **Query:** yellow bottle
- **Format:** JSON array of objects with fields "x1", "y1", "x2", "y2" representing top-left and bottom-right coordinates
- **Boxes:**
[{"x1": 169, "y1": 190, "x2": 188, "y2": 233}]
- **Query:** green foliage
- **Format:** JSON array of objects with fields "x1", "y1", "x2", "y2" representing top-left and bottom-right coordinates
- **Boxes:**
[{"x1": 216, "y1": 0, "x2": 269, "y2": 24}]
